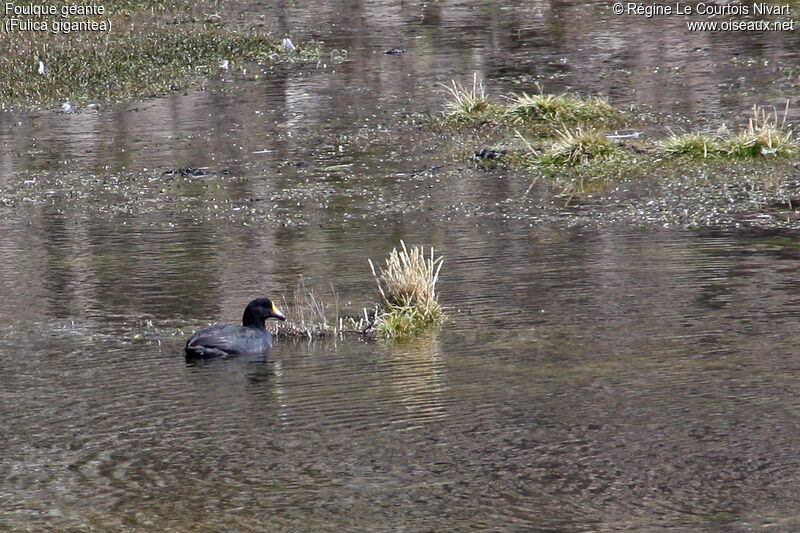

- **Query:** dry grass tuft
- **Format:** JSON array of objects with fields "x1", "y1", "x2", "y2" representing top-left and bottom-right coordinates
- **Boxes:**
[
  {"x1": 440, "y1": 73, "x2": 496, "y2": 123},
  {"x1": 536, "y1": 127, "x2": 619, "y2": 166},
  {"x1": 723, "y1": 104, "x2": 795, "y2": 158},
  {"x1": 270, "y1": 279, "x2": 374, "y2": 340},
  {"x1": 504, "y1": 88, "x2": 621, "y2": 128},
  {"x1": 369, "y1": 241, "x2": 445, "y2": 339}
]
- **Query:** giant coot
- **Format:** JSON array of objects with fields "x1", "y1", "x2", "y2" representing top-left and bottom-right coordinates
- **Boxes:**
[{"x1": 185, "y1": 298, "x2": 285, "y2": 359}]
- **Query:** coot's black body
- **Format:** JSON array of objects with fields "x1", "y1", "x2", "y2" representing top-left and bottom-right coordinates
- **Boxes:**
[{"x1": 185, "y1": 298, "x2": 285, "y2": 359}]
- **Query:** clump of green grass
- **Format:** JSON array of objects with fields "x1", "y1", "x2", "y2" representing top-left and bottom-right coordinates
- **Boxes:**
[
  {"x1": 369, "y1": 241, "x2": 445, "y2": 339},
  {"x1": 440, "y1": 73, "x2": 498, "y2": 124},
  {"x1": 504, "y1": 89, "x2": 621, "y2": 129},
  {"x1": 722, "y1": 105, "x2": 795, "y2": 158},
  {"x1": 658, "y1": 106, "x2": 796, "y2": 160},
  {"x1": 536, "y1": 127, "x2": 620, "y2": 166},
  {"x1": 659, "y1": 132, "x2": 723, "y2": 159}
]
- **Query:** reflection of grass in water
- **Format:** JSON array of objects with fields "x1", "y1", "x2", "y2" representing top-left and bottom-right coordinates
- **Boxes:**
[
  {"x1": 384, "y1": 332, "x2": 448, "y2": 423},
  {"x1": 556, "y1": 164, "x2": 629, "y2": 201}
]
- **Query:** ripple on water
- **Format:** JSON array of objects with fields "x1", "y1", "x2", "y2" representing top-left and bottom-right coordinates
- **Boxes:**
[{"x1": 8, "y1": 214, "x2": 800, "y2": 529}]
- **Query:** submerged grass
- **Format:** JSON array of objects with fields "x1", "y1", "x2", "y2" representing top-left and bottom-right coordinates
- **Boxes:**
[{"x1": 369, "y1": 241, "x2": 445, "y2": 340}]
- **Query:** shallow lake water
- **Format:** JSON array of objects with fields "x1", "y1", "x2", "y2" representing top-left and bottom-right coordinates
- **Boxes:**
[{"x1": 3, "y1": 1, "x2": 800, "y2": 531}]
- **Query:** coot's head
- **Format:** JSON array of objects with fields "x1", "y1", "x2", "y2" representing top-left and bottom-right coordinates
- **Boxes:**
[{"x1": 242, "y1": 297, "x2": 286, "y2": 329}]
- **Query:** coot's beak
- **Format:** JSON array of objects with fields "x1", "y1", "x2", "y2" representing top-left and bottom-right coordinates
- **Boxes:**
[{"x1": 271, "y1": 301, "x2": 286, "y2": 321}]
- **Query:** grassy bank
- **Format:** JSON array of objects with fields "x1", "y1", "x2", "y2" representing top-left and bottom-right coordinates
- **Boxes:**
[{"x1": 0, "y1": 2, "x2": 339, "y2": 110}]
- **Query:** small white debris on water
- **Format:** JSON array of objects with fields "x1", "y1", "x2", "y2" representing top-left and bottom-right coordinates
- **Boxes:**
[{"x1": 606, "y1": 131, "x2": 643, "y2": 139}]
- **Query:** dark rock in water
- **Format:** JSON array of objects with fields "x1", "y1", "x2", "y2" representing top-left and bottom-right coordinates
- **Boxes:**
[
  {"x1": 163, "y1": 167, "x2": 230, "y2": 177},
  {"x1": 474, "y1": 148, "x2": 507, "y2": 160},
  {"x1": 384, "y1": 48, "x2": 406, "y2": 55},
  {"x1": 163, "y1": 167, "x2": 208, "y2": 177}
]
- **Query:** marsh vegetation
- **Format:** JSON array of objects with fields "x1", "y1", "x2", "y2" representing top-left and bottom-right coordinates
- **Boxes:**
[
  {"x1": 442, "y1": 77, "x2": 796, "y2": 165},
  {"x1": 267, "y1": 242, "x2": 445, "y2": 342},
  {"x1": 369, "y1": 241, "x2": 445, "y2": 339},
  {"x1": 0, "y1": 2, "x2": 339, "y2": 110},
  {"x1": 439, "y1": 76, "x2": 798, "y2": 204}
]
